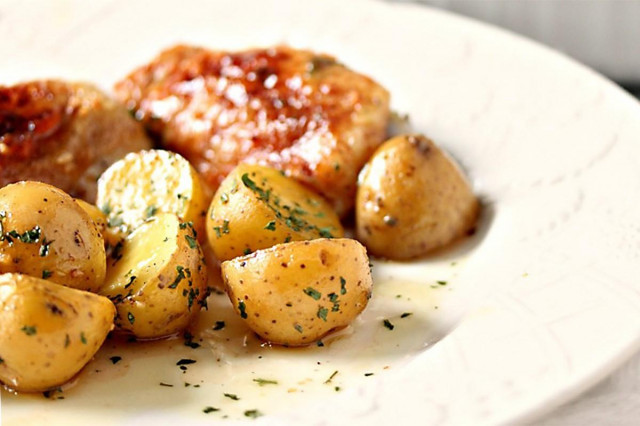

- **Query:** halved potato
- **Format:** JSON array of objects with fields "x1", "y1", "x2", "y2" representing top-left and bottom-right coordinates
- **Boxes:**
[
  {"x1": 0, "y1": 182, "x2": 106, "y2": 292},
  {"x1": 221, "y1": 238, "x2": 372, "y2": 346},
  {"x1": 99, "y1": 213, "x2": 208, "y2": 339},
  {"x1": 356, "y1": 134, "x2": 479, "y2": 259},
  {"x1": 96, "y1": 149, "x2": 209, "y2": 241},
  {"x1": 207, "y1": 164, "x2": 344, "y2": 261},
  {"x1": 0, "y1": 273, "x2": 115, "y2": 392}
]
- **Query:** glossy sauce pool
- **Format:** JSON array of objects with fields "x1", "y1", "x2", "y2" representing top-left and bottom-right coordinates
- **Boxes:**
[{"x1": 2, "y1": 241, "x2": 477, "y2": 425}]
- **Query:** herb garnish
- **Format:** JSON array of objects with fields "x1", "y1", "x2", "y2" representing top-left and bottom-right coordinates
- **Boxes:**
[
  {"x1": 212, "y1": 321, "x2": 226, "y2": 331},
  {"x1": 110, "y1": 356, "x2": 122, "y2": 364},
  {"x1": 244, "y1": 409, "x2": 262, "y2": 419},
  {"x1": 253, "y1": 378, "x2": 278, "y2": 386},
  {"x1": 303, "y1": 287, "x2": 321, "y2": 300},
  {"x1": 176, "y1": 359, "x2": 197, "y2": 366},
  {"x1": 203, "y1": 406, "x2": 219, "y2": 413},
  {"x1": 224, "y1": 393, "x2": 239, "y2": 400},
  {"x1": 238, "y1": 300, "x2": 248, "y2": 319},
  {"x1": 21, "y1": 325, "x2": 36, "y2": 336},
  {"x1": 383, "y1": 319, "x2": 395, "y2": 330}
]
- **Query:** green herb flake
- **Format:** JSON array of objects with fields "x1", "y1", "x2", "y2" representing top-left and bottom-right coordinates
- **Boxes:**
[
  {"x1": 317, "y1": 306, "x2": 329, "y2": 321},
  {"x1": 127, "y1": 312, "x2": 135, "y2": 325},
  {"x1": 318, "y1": 227, "x2": 333, "y2": 238},
  {"x1": 303, "y1": 287, "x2": 321, "y2": 300},
  {"x1": 244, "y1": 409, "x2": 262, "y2": 419},
  {"x1": 324, "y1": 370, "x2": 338, "y2": 384},
  {"x1": 145, "y1": 205, "x2": 158, "y2": 218},
  {"x1": 107, "y1": 216, "x2": 124, "y2": 228},
  {"x1": 176, "y1": 359, "x2": 197, "y2": 366},
  {"x1": 437, "y1": 280, "x2": 448, "y2": 286},
  {"x1": 222, "y1": 220, "x2": 230, "y2": 234},
  {"x1": 21, "y1": 325, "x2": 36, "y2": 336},
  {"x1": 80, "y1": 332, "x2": 87, "y2": 344},
  {"x1": 264, "y1": 221, "x2": 276, "y2": 231},
  {"x1": 185, "y1": 234, "x2": 198, "y2": 249},
  {"x1": 383, "y1": 319, "x2": 395, "y2": 330},
  {"x1": 243, "y1": 248, "x2": 252, "y2": 255},
  {"x1": 64, "y1": 333, "x2": 70, "y2": 348},
  {"x1": 169, "y1": 265, "x2": 186, "y2": 289},
  {"x1": 124, "y1": 275, "x2": 137, "y2": 289},
  {"x1": 340, "y1": 276, "x2": 347, "y2": 295},
  {"x1": 224, "y1": 393, "x2": 239, "y2": 400},
  {"x1": 213, "y1": 321, "x2": 226, "y2": 331},
  {"x1": 253, "y1": 378, "x2": 278, "y2": 386},
  {"x1": 159, "y1": 382, "x2": 173, "y2": 387},
  {"x1": 401, "y1": 312, "x2": 413, "y2": 318},
  {"x1": 42, "y1": 270, "x2": 53, "y2": 279},
  {"x1": 203, "y1": 406, "x2": 219, "y2": 414},
  {"x1": 220, "y1": 193, "x2": 229, "y2": 204},
  {"x1": 212, "y1": 226, "x2": 222, "y2": 238},
  {"x1": 238, "y1": 300, "x2": 248, "y2": 319},
  {"x1": 110, "y1": 356, "x2": 122, "y2": 364},
  {"x1": 364, "y1": 372, "x2": 374, "y2": 377},
  {"x1": 294, "y1": 323, "x2": 303, "y2": 333}
]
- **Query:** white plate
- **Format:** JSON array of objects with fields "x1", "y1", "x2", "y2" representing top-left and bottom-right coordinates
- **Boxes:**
[{"x1": 2, "y1": 0, "x2": 640, "y2": 424}]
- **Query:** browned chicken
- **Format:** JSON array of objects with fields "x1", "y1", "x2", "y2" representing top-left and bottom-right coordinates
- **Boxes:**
[
  {"x1": 115, "y1": 45, "x2": 390, "y2": 216},
  {"x1": 0, "y1": 81, "x2": 151, "y2": 202}
]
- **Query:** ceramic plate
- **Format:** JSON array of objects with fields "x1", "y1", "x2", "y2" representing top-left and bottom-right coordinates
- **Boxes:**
[{"x1": 2, "y1": 0, "x2": 640, "y2": 424}]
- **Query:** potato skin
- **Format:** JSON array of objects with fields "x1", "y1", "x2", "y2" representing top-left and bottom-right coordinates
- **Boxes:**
[
  {"x1": 356, "y1": 134, "x2": 479, "y2": 259},
  {"x1": 99, "y1": 213, "x2": 208, "y2": 339},
  {"x1": 0, "y1": 182, "x2": 107, "y2": 292},
  {"x1": 222, "y1": 238, "x2": 372, "y2": 346},
  {"x1": 96, "y1": 149, "x2": 209, "y2": 241},
  {"x1": 207, "y1": 164, "x2": 344, "y2": 261},
  {"x1": 0, "y1": 273, "x2": 115, "y2": 392}
]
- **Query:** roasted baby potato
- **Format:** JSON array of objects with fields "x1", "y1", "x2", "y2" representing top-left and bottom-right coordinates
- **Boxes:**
[
  {"x1": 222, "y1": 238, "x2": 372, "y2": 346},
  {"x1": 99, "y1": 213, "x2": 208, "y2": 339},
  {"x1": 96, "y1": 149, "x2": 209, "y2": 241},
  {"x1": 356, "y1": 134, "x2": 479, "y2": 259},
  {"x1": 0, "y1": 182, "x2": 106, "y2": 292},
  {"x1": 0, "y1": 273, "x2": 115, "y2": 392},
  {"x1": 207, "y1": 164, "x2": 344, "y2": 261}
]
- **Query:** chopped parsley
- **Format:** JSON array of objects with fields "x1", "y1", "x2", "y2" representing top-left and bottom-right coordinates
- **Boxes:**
[
  {"x1": 145, "y1": 205, "x2": 158, "y2": 218},
  {"x1": 294, "y1": 324, "x2": 303, "y2": 333},
  {"x1": 176, "y1": 359, "x2": 197, "y2": 366},
  {"x1": 21, "y1": 325, "x2": 36, "y2": 336},
  {"x1": 203, "y1": 406, "x2": 219, "y2": 413},
  {"x1": 383, "y1": 319, "x2": 395, "y2": 330},
  {"x1": 80, "y1": 332, "x2": 87, "y2": 344},
  {"x1": 264, "y1": 221, "x2": 276, "y2": 231},
  {"x1": 324, "y1": 370, "x2": 338, "y2": 384},
  {"x1": 317, "y1": 306, "x2": 328, "y2": 321},
  {"x1": 212, "y1": 321, "x2": 226, "y2": 331},
  {"x1": 110, "y1": 356, "x2": 122, "y2": 364},
  {"x1": 185, "y1": 234, "x2": 198, "y2": 249},
  {"x1": 238, "y1": 300, "x2": 248, "y2": 319},
  {"x1": 42, "y1": 270, "x2": 53, "y2": 279},
  {"x1": 159, "y1": 382, "x2": 173, "y2": 387},
  {"x1": 437, "y1": 280, "x2": 448, "y2": 286},
  {"x1": 244, "y1": 409, "x2": 262, "y2": 419},
  {"x1": 401, "y1": 312, "x2": 413, "y2": 318},
  {"x1": 252, "y1": 378, "x2": 278, "y2": 386},
  {"x1": 127, "y1": 312, "x2": 135, "y2": 325},
  {"x1": 340, "y1": 276, "x2": 347, "y2": 295},
  {"x1": 303, "y1": 287, "x2": 321, "y2": 300},
  {"x1": 169, "y1": 266, "x2": 186, "y2": 289},
  {"x1": 224, "y1": 393, "x2": 239, "y2": 400}
]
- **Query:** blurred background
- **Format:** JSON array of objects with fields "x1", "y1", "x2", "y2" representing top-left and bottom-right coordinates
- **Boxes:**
[{"x1": 392, "y1": 0, "x2": 640, "y2": 98}]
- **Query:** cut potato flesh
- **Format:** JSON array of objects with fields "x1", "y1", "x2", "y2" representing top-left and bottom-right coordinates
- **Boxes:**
[{"x1": 100, "y1": 213, "x2": 207, "y2": 339}]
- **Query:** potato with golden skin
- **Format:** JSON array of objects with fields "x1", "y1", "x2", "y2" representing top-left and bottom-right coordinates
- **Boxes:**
[
  {"x1": 99, "y1": 213, "x2": 208, "y2": 339},
  {"x1": 0, "y1": 182, "x2": 106, "y2": 292},
  {"x1": 207, "y1": 164, "x2": 344, "y2": 262},
  {"x1": 96, "y1": 149, "x2": 209, "y2": 241},
  {"x1": 0, "y1": 273, "x2": 115, "y2": 392},
  {"x1": 222, "y1": 238, "x2": 372, "y2": 346},
  {"x1": 356, "y1": 134, "x2": 479, "y2": 259},
  {"x1": 75, "y1": 198, "x2": 122, "y2": 249}
]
